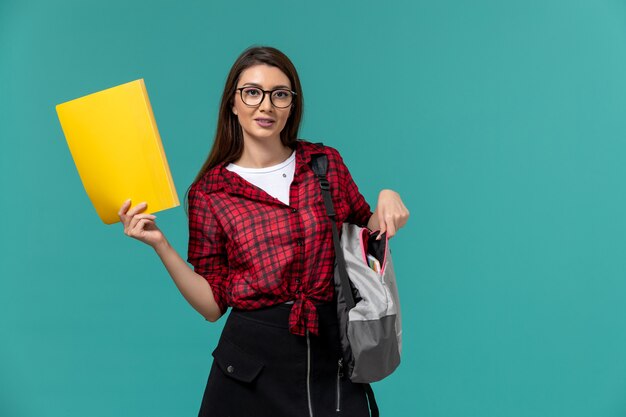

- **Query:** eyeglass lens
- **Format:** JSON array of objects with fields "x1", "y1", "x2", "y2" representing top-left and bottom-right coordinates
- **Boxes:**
[{"x1": 240, "y1": 87, "x2": 293, "y2": 107}]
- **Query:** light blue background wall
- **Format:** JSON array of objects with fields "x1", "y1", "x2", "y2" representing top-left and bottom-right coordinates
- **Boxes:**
[{"x1": 2, "y1": 1, "x2": 626, "y2": 416}]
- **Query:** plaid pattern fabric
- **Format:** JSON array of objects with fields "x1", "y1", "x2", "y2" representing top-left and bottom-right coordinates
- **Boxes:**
[{"x1": 187, "y1": 140, "x2": 372, "y2": 336}]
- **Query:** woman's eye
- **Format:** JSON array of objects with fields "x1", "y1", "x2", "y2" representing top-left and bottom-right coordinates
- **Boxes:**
[
  {"x1": 244, "y1": 88, "x2": 260, "y2": 96},
  {"x1": 273, "y1": 90, "x2": 289, "y2": 98}
]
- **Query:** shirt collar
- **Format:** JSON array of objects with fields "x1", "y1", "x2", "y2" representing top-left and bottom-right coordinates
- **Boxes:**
[{"x1": 201, "y1": 139, "x2": 326, "y2": 196}]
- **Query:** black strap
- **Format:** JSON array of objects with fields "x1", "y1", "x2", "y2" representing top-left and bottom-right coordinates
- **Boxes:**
[
  {"x1": 310, "y1": 150, "x2": 355, "y2": 310},
  {"x1": 364, "y1": 383, "x2": 380, "y2": 417},
  {"x1": 310, "y1": 143, "x2": 379, "y2": 417}
]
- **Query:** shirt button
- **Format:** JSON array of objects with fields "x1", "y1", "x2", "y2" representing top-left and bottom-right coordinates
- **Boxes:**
[
  {"x1": 227, "y1": 365, "x2": 235, "y2": 373},
  {"x1": 296, "y1": 239, "x2": 303, "y2": 246},
  {"x1": 291, "y1": 208, "x2": 297, "y2": 213},
  {"x1": 295, "y1": 289, "x2": 301, "y2": 294},
  {"x1": 295, "y1": 278, "x2": 301, "y2": 284}
]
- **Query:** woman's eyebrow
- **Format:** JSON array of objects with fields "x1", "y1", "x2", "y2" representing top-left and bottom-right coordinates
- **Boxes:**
[{"x1": 241, "y1": 82, "x2": 291, "y2": 89}]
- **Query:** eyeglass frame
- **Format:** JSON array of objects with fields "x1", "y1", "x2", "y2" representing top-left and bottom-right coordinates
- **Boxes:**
[{"x1": 234, "y1": 86, "x2": 297, "y2": 108}]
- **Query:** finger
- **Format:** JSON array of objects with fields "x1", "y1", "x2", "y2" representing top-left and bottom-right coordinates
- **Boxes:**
[
  {"x1": 128, "y1": 219, "x2": 150, "y2": 237},
  {"x1": 398, "y1": 201, "x2": 410, "y2": 224},
  {"x1": 118, "y1": 199, "x2": 132, "y2": 222},
  {"x1": 377, "y1": 210, "x2": 386, "y2": 240},
  {"x1": 136, "y1": 213, "x2": 157, "y2": 222},
  {"x1": 129, "y1": 213, "x2": 156, "y2": 231},
  {"x1": 118, "y1": 198, "x2": 132, "y2": 214},
  {"x1": 128, "y1": 214, "x2": 146, "y2": 233},
  {"x1": 131, "y1": 217, "x2": 156, "y2": 234},
  {"x1": 385, "y1": 216, "x2": 397, "y2": 239},
  {"x1": 394, "y1": 206, "x2": 409, "y2": 230},
  {"x1": 398, "y1": 213, "x2": 409, "y2": 229},
  {"x1": 127, "y1": 201, "x2": 149, "y2": 217}
]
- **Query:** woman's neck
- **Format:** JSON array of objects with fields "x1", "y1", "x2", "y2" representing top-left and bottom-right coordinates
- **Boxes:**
[{"x1": 234, "y1": 137, "x2": 294, "y2": 168}]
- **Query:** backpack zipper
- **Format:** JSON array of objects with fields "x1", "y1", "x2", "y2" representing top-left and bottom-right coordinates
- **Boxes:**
[
  {"x1": 306, "y1": 329, "x2": 314, "y2": 417},
  {"x1": 336, "y1": 358, "x2": 343, "y2": 412}
]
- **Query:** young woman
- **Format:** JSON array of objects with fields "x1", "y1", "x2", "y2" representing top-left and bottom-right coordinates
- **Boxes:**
[{"x1": 119, "y1": 46, "x2": 409, "y2": 417}]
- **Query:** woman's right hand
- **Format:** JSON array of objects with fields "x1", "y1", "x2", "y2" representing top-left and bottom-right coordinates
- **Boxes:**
[{"x1": 118, "y1": 199, "x2": 164, "y2": 248}]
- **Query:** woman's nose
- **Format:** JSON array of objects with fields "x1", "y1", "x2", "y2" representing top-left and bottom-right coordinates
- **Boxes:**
[{"x1": 258, "y1": 93, "x2": 273, "y2": 111}]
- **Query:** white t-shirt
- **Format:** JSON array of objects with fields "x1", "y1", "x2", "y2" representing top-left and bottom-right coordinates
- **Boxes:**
[{"x1": 225, "y1": 150, "x2": 296, "y2": 205}]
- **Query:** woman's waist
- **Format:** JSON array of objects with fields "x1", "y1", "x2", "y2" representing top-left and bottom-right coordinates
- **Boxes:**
[{"x1": 230, "y1": 299, "x2": 338, "y2": 329}]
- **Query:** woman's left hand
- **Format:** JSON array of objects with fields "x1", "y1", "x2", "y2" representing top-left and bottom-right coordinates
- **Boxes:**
[{"x1": 368, "y1": 189, "x2": 410, "y2": 239}]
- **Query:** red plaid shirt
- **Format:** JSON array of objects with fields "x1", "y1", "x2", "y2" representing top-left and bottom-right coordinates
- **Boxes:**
[{"x1": 186, "y1": 140, "x2": 372, "y2": 336}]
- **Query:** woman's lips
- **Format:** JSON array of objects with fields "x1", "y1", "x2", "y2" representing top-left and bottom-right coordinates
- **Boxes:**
[{"x1": 255, "y1": 119, "x2": 275, "y2": 128}]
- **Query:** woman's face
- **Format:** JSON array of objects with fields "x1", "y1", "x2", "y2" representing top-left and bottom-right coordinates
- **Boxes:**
[{"x1": 232, "y1": 64, "x2": 293, "y2": 144}]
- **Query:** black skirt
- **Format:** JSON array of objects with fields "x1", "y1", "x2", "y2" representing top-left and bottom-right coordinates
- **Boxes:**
[{"x1": 197, "y1": 301, "x2": 371, "y2": 417}]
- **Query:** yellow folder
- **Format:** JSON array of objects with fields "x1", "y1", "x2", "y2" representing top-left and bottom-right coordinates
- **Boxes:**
[{"x1": 56, "y1": 79, "x2": 179, "y2": 225}]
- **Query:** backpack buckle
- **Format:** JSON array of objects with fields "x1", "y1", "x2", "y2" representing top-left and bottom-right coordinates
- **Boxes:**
[{"x1": 318, "y1": 177, "x2": 330, "y2": 191}]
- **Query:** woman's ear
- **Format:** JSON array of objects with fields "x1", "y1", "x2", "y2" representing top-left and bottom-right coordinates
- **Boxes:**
[{"x1": 231, "y1": 95, "x2": 238, "y2": 115}]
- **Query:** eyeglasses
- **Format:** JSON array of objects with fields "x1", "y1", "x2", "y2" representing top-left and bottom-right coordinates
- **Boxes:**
[{"x1": 235, "y1": 86, "x2": 296, "y2": 108}]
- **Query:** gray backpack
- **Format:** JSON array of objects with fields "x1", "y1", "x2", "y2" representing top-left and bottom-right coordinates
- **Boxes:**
[{"x1": 310, "y1": 149, "x2": 402, "y2": 386}]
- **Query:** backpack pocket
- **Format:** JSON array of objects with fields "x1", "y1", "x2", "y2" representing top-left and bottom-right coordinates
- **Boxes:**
[{"x1": 359, "y1": 228, "x2": 388, "y2": 276}]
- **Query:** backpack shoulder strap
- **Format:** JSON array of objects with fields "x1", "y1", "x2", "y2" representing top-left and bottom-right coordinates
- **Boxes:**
[
  {"x1": 310, "y1": 153, "x2": 336, "y2": 219},
  {"x1": 309, "y1": 149, "x2": 355, "y2": 310}
]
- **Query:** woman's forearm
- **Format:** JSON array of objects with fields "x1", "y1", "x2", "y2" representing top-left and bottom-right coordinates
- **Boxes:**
[{"x1": 152, "y1": 238, "x2": 222, "y2": 322}]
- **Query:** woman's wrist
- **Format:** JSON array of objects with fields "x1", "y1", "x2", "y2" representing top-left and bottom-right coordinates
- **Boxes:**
[
  {"x1": 153, "y1": 236, "x2": 171, "y2": 255},
  {"x1": 367, "y1": 212, "x2": 379, "y2": 231}
]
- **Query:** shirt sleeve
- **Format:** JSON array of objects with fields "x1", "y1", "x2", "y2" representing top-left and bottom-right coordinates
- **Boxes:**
[
  {"x1": 329, "y1": 146, "x2": 374, "y2": 228},
  {"x1": 186, "y1": 185, "x2": 230, "y2": 314}
]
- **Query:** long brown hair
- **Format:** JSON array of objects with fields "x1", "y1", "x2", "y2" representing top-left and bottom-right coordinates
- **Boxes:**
[{"x1": 184, "y1": 46, "x2": 304, "y2": 216}]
